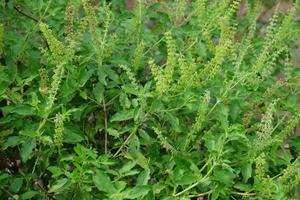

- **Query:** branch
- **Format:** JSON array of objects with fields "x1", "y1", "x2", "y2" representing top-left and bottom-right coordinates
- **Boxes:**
[
  {"x1": 14, "y1": 5, "x2": 39, "y2": 23},
  {"x1": 13, "y1": 5, "x2": 49, "y2": 50}
]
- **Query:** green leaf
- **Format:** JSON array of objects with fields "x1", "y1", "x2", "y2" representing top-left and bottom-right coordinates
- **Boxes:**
[
  {"x1": 0, "y1": 65, "x2": 16, "y2": 83},
  {"x1": 20, "y1": 138, "x2": 36, "y2": 163},
  {"x1": 9, "y1": 178, "x2": 23, "y2": 193},
  {"x1": 234, "y1": 182, "x2": 252, "y2": 192},
  {"x1": 0, "y1": 173, "x2": 10, "y2": 181},
  {"x1": 63, "y1": 125, "x2": 85, "y2": 144},
  {"x1": 78, "y1": 68, "x2": 94, "y2": 87},
  {"x1": 135, "y1": 152, "x2": 149, "y2": 170},
  {"x1": 21, "y1": 191, "x2": 39, "y2": 200},
  {"x1": 152, "y1": 183, "x2": 164, "y2": 194},
  {"x1": 150, "y1": 99, "x2": 164, "y2": 112},
  {"x1": 125, "y1": 185, "x2": 151, "y2": 199},
  {"x1": 203, "y1": 133, "x2": 220, "y2": 152},
  {"x1": 47, "y1": 166, "x2": 63, "y2": 177},
  {"x1": 0, "y1": 82, "x2": 9, "y2": 95},
  {"x1": 165, "y1": 113, "x2": 180, "y2": 132},
  {"x1": 213, "y1": 167, "x2": 236, "y2": 186},
  {"x1": 137, "y1": 169, "x2": 150, "y2": 185},
  {"x1": 93, "y1": 170, "x2": 117, "y2": 194},
  {"x1": 0, "y1": 68, "x2": 11, "y2": 82},
  {"x1": 119, "y1": 161, "x2": 137, "y2": 174},
  {"x1": 49, "y1": 178, "x2": 68, "y2": 193},
  {"x1": 19, "y1": 127, "x2": 38, "y2": 137},
  {"x1": 122, "y1": 170, "x2": 140, "y2": 177},
  {"x1": 241, "y1": 162, "x2": 252, "y2": 183},
  {"x1": 115, "y1": 181, "x2": 127, "y2": 192},
  {"x1": 107, "y1": 128, "x2": 120, "y2": 137},
  {"x1": 176, "y1": 172, "x2": 198, "y2": 185},
  {"x1": 93, "y1": 82, "x2": 104, "y2": 103},
  {"x1": 122, "y1": 85, "x2": 140, "y2": 96},
  {"x1": 2, "y1": 104, "x2": 35, "y2": 116},
  {"x1": 3, "y1": 136, "x2": 22, "y2": 149},
  {"x1": 110, "y1": 110, "x2": 135, "y2": 122},
  {"x1": 104, "y1": 67, "x2": 120, "y2": 84},
  {"x1": 229, "y1": 100, "x2": 241, "y2": 121},
  {"x1": 217, "y1": 106, "x2": 229, "y2": 130}
]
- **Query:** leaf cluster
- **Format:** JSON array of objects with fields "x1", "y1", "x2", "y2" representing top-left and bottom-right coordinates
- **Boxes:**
[{"x1": 0, "y1": 0, "x2": 300, "y2": 199}]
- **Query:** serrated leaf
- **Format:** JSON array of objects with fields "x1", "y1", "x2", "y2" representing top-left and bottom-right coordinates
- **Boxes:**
[
  {"x1": 2, "y1": 104, "x2": 35, "y2": 116},
  {"x1": 241, "y1": 162, "x2": 252, "y2": 183},
  {"x1": 176, "y1": 172, "x2": 198, "y2": 185},
  {"x1": 9, "y1": 178, "x2": 23, "y2": 193},
  {"x1": 137, "y1": 169, "x2": 150, "y2": 185},
  {"x1": 122, "y1": 170, "x2": 140, "y2": 177},
  {"x1": 3, "y1": 136, "x2": 22, "y2": 149},
  {"x1": 125, "y1": 185, "x2": 151, "y2": 199},
  {"x1": 21, "y1": 191, "x2": 39, "y2": 200},
  {"x1": 20, "y1": 138, "x2": 36, "y2": 163},
  {"x1": 78, "y1": 68, "x2": 94, "y2": 87},
  {"x1": 63, "y1": 125, "x2": 85, "y2": 144},
  {"x1": 218, "y1": 106, "x2": 229, "y2": 130},
  {"x1": 47, "y1": 166, "x2": 63, "y2": 177},
  {"x1": 135, "y1": 152, "x2": 149, "y2": 170},
  {"x1": 93, "y1": 82, "x2": 104, "y2": 103},
  {"x1": 107, "y1": 128, "x2": 120, "y2": 137},
  {"x1": 122, "y1": 85, "x2": 140, "y2": 96},
  {"x1": 49, "y1": 178, "x2": 68, "y2": 193},
  {"x1": 119, "y1": 161, "x2": 137, "y2": 174},
  {"x1": 110, "y1": 110, "x2": 134, "y2": 122},
  {"x1": 93, "y1": 170, "x2": 117, "y2": 194},
  {"x1": 0, "y1": 173, "x2": 10, "y2": 181},
  {"x1": 213, "y1": 167, "x2": 236, "y2": 186},
  {"x1": 115, "y1": 181, "x2": 127, "y2": 192}
]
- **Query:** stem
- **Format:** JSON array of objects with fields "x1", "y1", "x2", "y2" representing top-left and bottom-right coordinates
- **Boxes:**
[
  {"x1": 271, "y1": 113, "x2": 287, "y2": 134},
  {"x1": 199, "y1": 157, "x2": 212, "y2": 173},
  {"x1": 207, "y1": 98, "x2": 221, "y2": 116},
  {"x1": 113, "y1": 125, "x2": 139, "y2": 158},
  {"x1": 188, "y1": 190, "x2": 213, "y2": 198},
  {"x1": 231, "y1": 191, "x2": 256, "y2": 196},
  {"x1": 174, "y1": 177, "x2": 209, "y2": 197},
  {"x1": 37, "y1": 117, "x2": 48, "y2": 135},
  {"x1": 14, "y1": 5, "x2": 39, "y2": 22},
  {"x1": 136, "y1": 0, "x2": 142, "y2": 41},
  {"x1": 31, "y1": 154, "x2": 40, "y2": 174},
  {"x1": 13, "y1": 4, "x2": 51, "y2": 51},
  {"x1": 0, "y1": 186, "x2": 15, "y2": 199},
  {"x1": 102, "y1": 98, "x2": 108, "y2": 154},
  {"x1": 143, "y1": 26, "x2": 175, "y2": 57},
  {"x1": 174, "y1": 163, "x2": 215, "y2": 197}
]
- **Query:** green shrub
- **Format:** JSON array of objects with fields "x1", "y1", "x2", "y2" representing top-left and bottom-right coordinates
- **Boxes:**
[{"x1": 0, "y1": 0, "x2": 300, "y2": 199}]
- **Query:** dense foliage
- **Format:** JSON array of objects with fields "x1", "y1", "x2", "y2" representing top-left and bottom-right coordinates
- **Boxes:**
[{"x1": 1, "y1": 0, "x2": 300, "y2": 199}]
